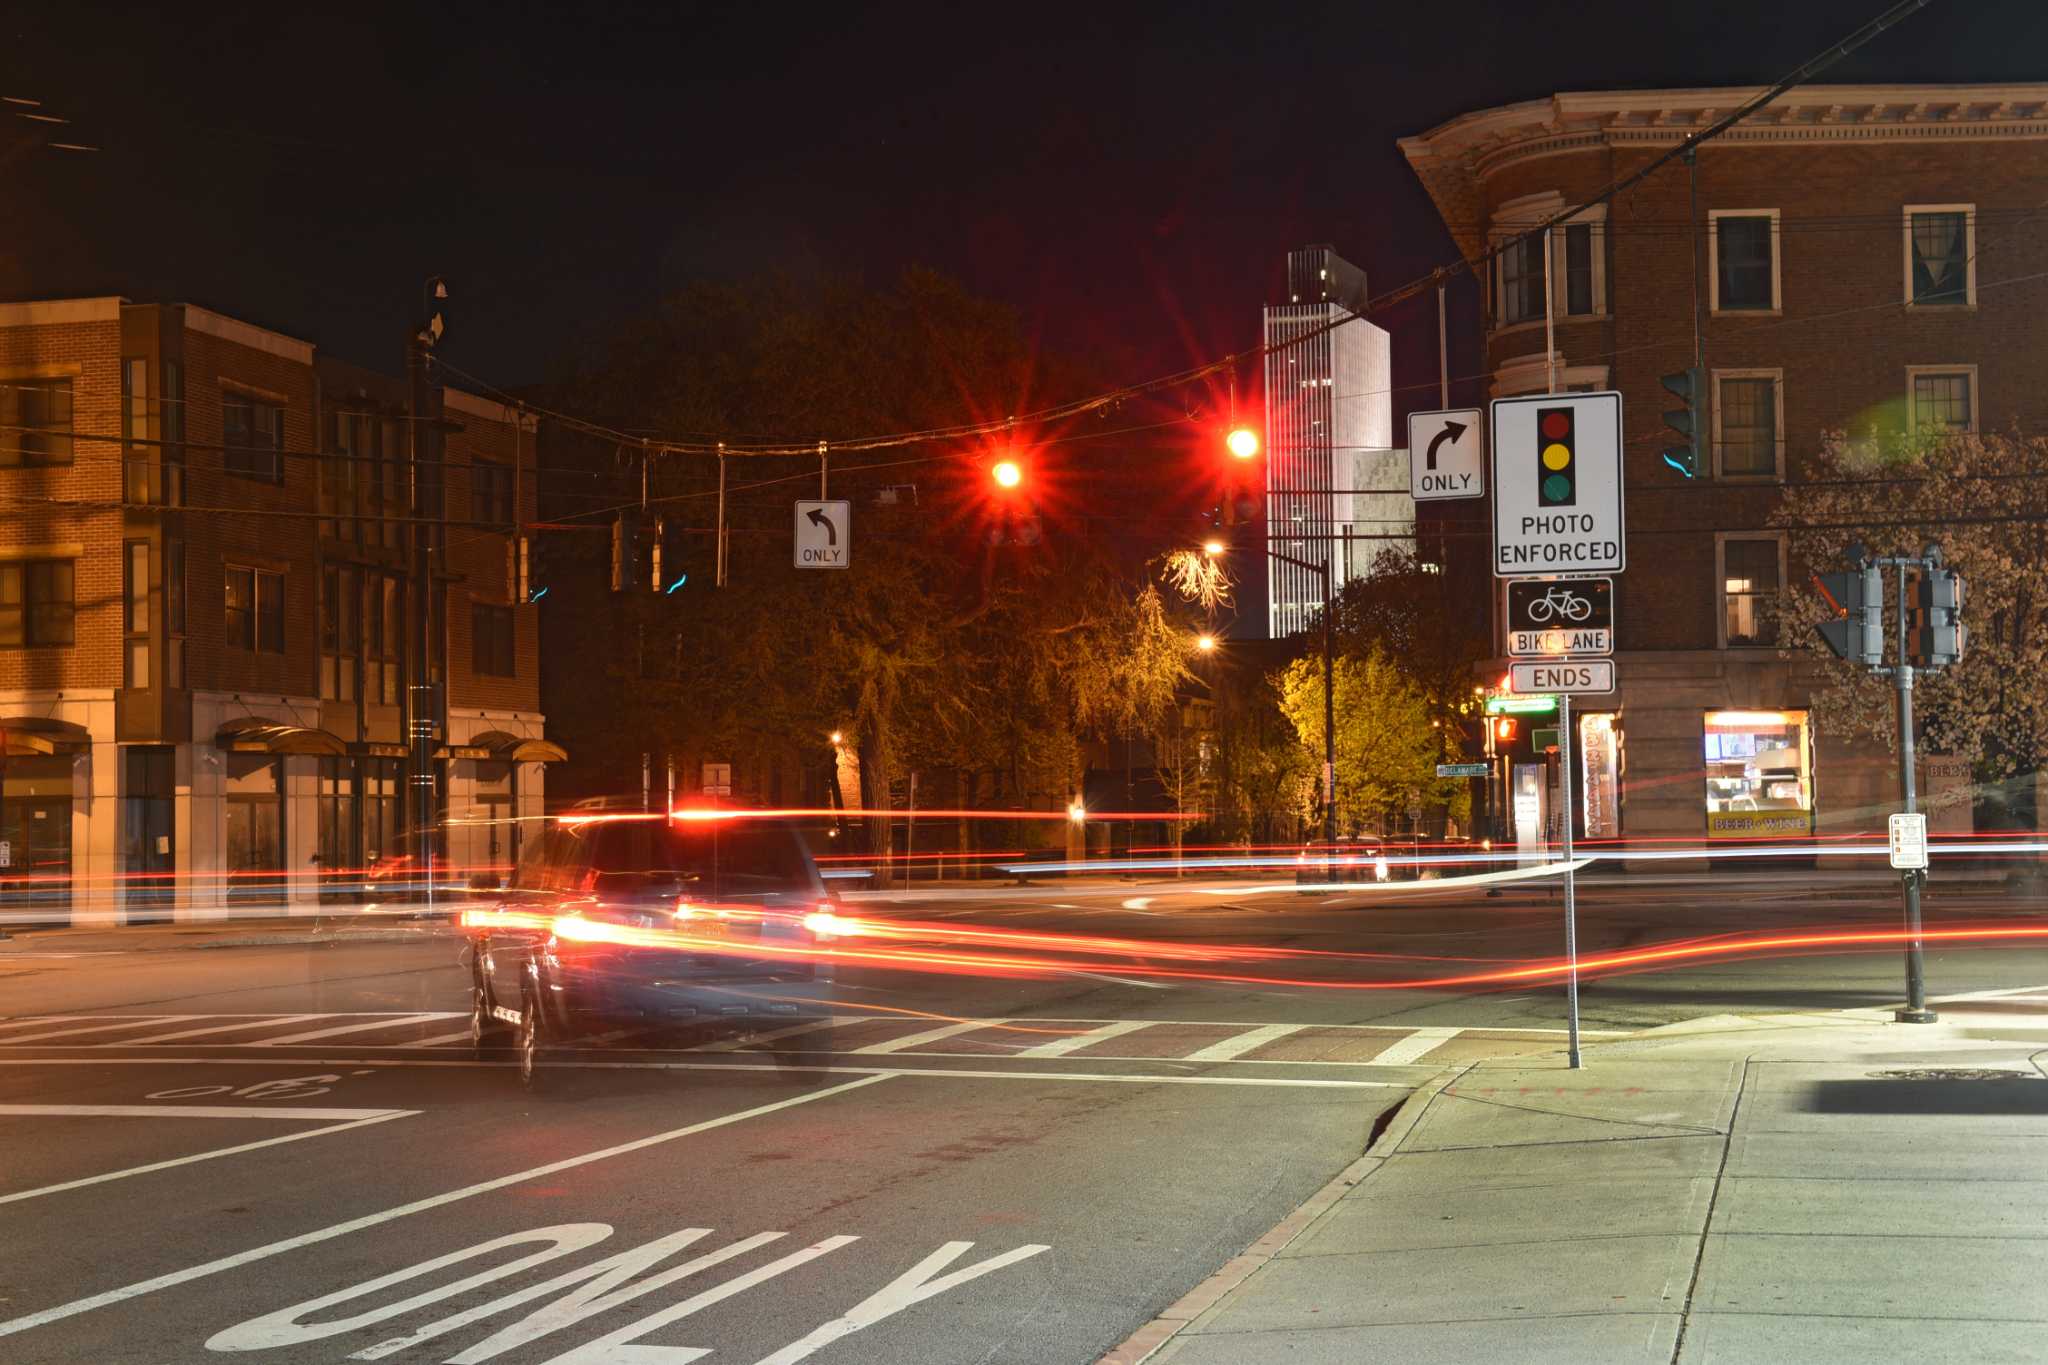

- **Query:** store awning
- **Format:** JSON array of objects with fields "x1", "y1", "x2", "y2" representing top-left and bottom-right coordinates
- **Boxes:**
[
  {"x1": 468, "y1": 730, "x2": 569, "y2": 763},
  {"x1": 0, "y1": 717, "x2": 90, "y2": 756},
  {"x1": 214, "y1": 717, "x2": 349, "y2": 757}
]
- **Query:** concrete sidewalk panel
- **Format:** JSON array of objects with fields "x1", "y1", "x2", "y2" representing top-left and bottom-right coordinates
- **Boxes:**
[
  {"x1": 1383, "y1": 1135, "x2": 1727, "y2": 1188},
  {"x1": 1302, "y1": 1173, "x2": 1716, "y2": 1253},
  {"x1": 1162, "y1": 1312, "x2": 1681, "y2": 1365},
  {"x1": 1677, "y1": 1312, "x2": 2048, "y2": 1363},
  {"x1": 1727, "y1": 1130, "x2": 2048, "y2": 1181},
  {"x1": 1402, "y1": 1082, "x2": 1733, "y2": 1151},
  {"x1": 1196, "y1": 1234, "x2": 1700, "y2": 1332},
  {"x1": 1717, "y1": 1175, "x2": 2048, "y2": 1238},
  {"x1": 1694, "y1": 1231, "x2": 2048, "y2": 1322},
  {"x1": 1736, "y1": 1063, "x2": 2048, "y2": 1136}
]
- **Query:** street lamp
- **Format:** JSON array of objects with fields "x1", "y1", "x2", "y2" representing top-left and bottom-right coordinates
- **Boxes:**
[
  {"x1": 1202, "y1": 539, "x2": 1225, "y2": 557},
  {"x1": 829, "y1": 730, "x2": 843, "y2": 745},
  {"x1": 1067, "y1": 801, "x2": 1086, "y2": 824},
  {"x1": 1195, "y1": 633, "x2": 1217, "y2": 652}
]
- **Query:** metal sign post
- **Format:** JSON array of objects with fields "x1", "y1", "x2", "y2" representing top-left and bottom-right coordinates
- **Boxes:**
[
  {"x1": 1559, "y1": 692, "x2": 1582, "y2": 1068},
  {"x1": 1892, "y1": 560, "x2": 1935, "y2": 1023}
]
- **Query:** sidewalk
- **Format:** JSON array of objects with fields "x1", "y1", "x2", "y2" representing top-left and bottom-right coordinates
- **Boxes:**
[{"x1": 1118, "y1": 1003, "x2": 2048, "y2": 1363}]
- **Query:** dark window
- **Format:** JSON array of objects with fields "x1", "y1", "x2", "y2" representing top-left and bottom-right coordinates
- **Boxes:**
[
  {"x1": 166, "y1": 539, "x2": 186, "y2": 688},
  {"x1": 1718, "y1": 377, "x2": 1778, "y2": 477},
  {"x1": 125, "y1": 542, "x2": 151, "y2": 687},
  {"x1": 1723, "y1": 539, "x2": 1781, "y2": 647},
  {"x1": 472, "y1": 602, "x2": 515, "y2": 677},
  {"x1": 1499, "y1": 234, "x2": 1546, "y2": 324},
  {"x1": 0, "y1": 560, "x2": 75, "y2": 647},
  {"x1": 1, "y1": 377, "x2": 74, "y2": 466},
  {"x1": 223, "y1": 392, "x2": 284, "y2": 482},
  {"x1": 1716, "y1": 216, "x2": 1775, "y2": 311},
  {"x1": 1909, "y1": 211, "x2": 1969, "y2": 305},
  {"x1": 321, "y1": 565, "x2": 359, "y2": 701},
  {"x1": 470, "y1": 460, "x2": 514, "y2": 525},
  {"x1": 580, "y1": 819, "x2": 814, "y2": 897},
  {"x1": 1563, "y1": 223, "x2": 1595, "y2": 315},
  {"x1": 226, "y1": 566, "x2": 285, "y2": 653}
]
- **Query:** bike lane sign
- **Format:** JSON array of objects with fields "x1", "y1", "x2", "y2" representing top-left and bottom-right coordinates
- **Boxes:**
[{"x1": 1506, "y1": 577, "x2": 1613, "y2": 657}]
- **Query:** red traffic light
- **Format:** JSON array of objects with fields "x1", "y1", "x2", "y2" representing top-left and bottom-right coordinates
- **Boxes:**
[
  {"x1": 1226, "y1": 426, "x2": 1260, "y2": 460},
  {"x1": 991, "y1": 458, "x2": 1023, "y2": 489}
]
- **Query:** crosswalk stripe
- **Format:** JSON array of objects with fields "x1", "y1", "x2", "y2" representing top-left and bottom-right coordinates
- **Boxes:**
[
  {"x1": 1183, "y1": 1022, "x2": 1304, "y2": 1063},
  {"x1": 850, "y1": 1020, "x2": 992, "y2": 1055},
  {"x1": 399, "y1": 1030, "x2": 478, "y2": 1050},
  {"x1": 249, "y1": 1013, "x2": 457, "y2": 1047},
  {"x1": 110, "y1": 1015, "x2": 327, "y2": 1046},
  {"x1": 0, "y1": 1016, "x2": 85, "y2": 1033},
  {"x1": 691, "y1": 1016, "x2": 865, "y2": 1053},
  {"x1": 1363, "y1": 1027, "x2": 1464, "y2": 1065},
  {"x1": 1014, "y1": 1020, "x2": 1154, "y2": 1058},
  {"x1": 1, "y1": 1017, "x2": 195, "y2": 1044}
]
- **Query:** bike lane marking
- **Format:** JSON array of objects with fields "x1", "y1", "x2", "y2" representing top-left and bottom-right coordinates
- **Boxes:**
[{"x1": 0, "y1": 1073, "x2": 890, "y2": 1341}]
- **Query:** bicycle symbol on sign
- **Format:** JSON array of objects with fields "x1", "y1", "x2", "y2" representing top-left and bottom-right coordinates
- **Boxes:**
[{"x1": 1525, "y1": 586, "x2": 1593, "y2": 624}]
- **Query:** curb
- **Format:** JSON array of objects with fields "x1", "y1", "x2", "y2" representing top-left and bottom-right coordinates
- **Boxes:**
[{"x1": 1096, "y1": 1065, "x2": 1467, "y2": 1365}]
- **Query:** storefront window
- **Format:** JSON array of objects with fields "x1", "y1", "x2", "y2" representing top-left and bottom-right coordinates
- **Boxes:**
[
  {"x1": 224, "y1": 753, "x2": 284, "y2": 902},
  {"x1": 1704, "y1": 710, "x2": 1813, "y2": 839},
  {"x1": 2, "y1": 753, "x2": 73, "y2": 910},
  {"x1": 1579, "y1": 713, "x2": 1621, "y2": 839}
]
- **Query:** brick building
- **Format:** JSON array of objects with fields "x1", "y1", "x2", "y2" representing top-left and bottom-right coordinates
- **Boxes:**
[
  {"x1": 1399, "y1": 83, "x2": 2048, "y2": 846},
  {"x1": 0, "y1": 297, "x2": 555, "y2": 922}
]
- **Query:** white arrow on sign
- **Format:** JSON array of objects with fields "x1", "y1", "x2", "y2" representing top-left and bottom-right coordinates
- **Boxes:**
[
  {"x1": 1408, "y1": 408, "x2": 1484, "y2": 501},
  {"x1": 793, "y1": 500, "x2": 850, "y2": 569},
  {"x1": 1508, "y1": 659, "x2": 1615, "y2": 695}
]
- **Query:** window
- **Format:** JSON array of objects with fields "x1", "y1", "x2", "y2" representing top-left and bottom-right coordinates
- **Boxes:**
[
  {"x1": 1710, "y1": 211, "x2": 1779, "y2": 313},
  {"x1": 1562, "y1": 223, "x2": 1595, "y2": 315},
  {"x1": 1719, "y1": 536, "x2": 1783, "y2": 648},
  {"x1": 320, "y1": 565, "x2": 359, "y2": 701},
  {"x1": 472, "y1": 602, "x2": 514, "y2": 677},
  {"x1": 222, "y1": 391, "x2": 284, "y2": 482},
  {"x1": 1, "y1": 377, "x2": 74, "y2": 466},
  {"x1": 166, "y1": 539, "x2": 186, "y2": 688},
  {"x1": 225, "y1": 566, "x2": 285, "y2": 653},
  {"x1": 1713, "y1": 371, "x2": 1783, "y2": 479},
  {"x1": 123, "y1": 360, "x2": 160, "y2": 502},
  {"x1": 323, "y1": 410, "x2": 361, "y2": 537},
  {"x1": 125, "y1": 542, "x2": 151, "y2": 687},
  {"x1": 1497, "y1": 234, "x2": 1546, "y2": 325},
  {"x1": 223, "y1": 754, "x2": 284, "y2": 903},
  {"x1": 1704, "y1": 710, "x2": 1812, "y2": 839},
  {"x1": 0, "y1": 560, "x2": 75, "y2": 647},
  {"x1": 1909, "y1": 366, "x2": 1976, "y2": 434},
  {"x1": 161, "y1": 360, "x2": 185, "y2": 504},
  {"x1": 367, "y1": 572, "x2": 403, "y2": 704},
  {"x1": 1905, "y1": 205, "x2": 1973, "y2": 306},
  {"x1": 470, "y1": 459, "x2": 514, "y2": 526}
]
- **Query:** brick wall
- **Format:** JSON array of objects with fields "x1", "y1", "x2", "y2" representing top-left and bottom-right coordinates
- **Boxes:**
[{"x1": 443, "y1": 395, "x2": 540, "y2": 716}]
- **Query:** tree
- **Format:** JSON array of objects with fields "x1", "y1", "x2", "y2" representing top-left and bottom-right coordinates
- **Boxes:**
[
  {"x1": 1772, "y1": 428, "x2": 2048, "y2": 782},
  {"x1": 1319, "y1": 547, "x2": 1488, "y2": 729},
  {"x1": 1274, "y1": 649, "x2": 1467, "y2": 834}
]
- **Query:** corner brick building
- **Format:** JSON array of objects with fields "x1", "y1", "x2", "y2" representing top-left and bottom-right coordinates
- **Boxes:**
[
  {"x1": 1399, "y1": 83, "x2": 2048, "y2": 847},
  {"x1": 0, "y1": 297, "x2": 555, "y2": 922}
]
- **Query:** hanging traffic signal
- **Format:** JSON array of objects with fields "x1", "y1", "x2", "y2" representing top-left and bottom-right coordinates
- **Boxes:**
[
  {"x1": 1226, "y1": 426, "x2": 1260, "y2": 460},
  {"x1": 1536, "y1": 406, "x2": 1576, "y2": 507},
  {"x1": 1814, "y1": 565, "x2": 1884, "y2": 667},
  {"x1": 991, "y1": 458, "x2": 1023, "y2": 489},
  {"x1": 1660, "y1": 368, "x2": 1705, "y2": 479},
  {"x1": 1914, "y1": 567, "x2": 1966, "y2": 668}
]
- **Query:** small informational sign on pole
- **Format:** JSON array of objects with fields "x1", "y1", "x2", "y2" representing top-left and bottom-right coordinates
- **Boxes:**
[
  {"x1": 1509, "y1": 659, "x2": 1615, "y2": 696},
  {"x1": 1888, "y1": 812, "x2": 1929, "y2": 870},
  {"x1": 794, "y1": 500, "x2": 850, "y2": 569},
  {"x1": 1436, "y1": 762, "x2": 1488, "y2": 778}
]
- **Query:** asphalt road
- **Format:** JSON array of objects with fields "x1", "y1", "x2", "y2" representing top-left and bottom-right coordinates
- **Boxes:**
[{"x1": 3, "y1": 868, "x2": 2045, "y2": 1364}]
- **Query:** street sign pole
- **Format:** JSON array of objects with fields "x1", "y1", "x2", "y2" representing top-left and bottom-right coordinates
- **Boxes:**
[
  {"x1": 1559, "y1": 692, "x2": 1582, "y2": 1068},
  {"x1": 1894, "y1": 559, "x2": 1936, "y2": 1023}
]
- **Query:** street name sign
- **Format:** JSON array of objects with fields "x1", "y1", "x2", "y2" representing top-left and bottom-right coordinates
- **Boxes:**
[
  {"x1": 793, "y1": 499, "x2": 850, "y2": 569},
  {"x1": 1436, "y1": 762, "x2": 1488, "y2": 778},
  {"x1": 1888, "y1": 812, "x2": 1929, "y2": 870},
  {"x1": 1491, "y1": 392, "x2": 1625, "y2": 578},
  {"x1": 1509, "y1": 659, "x2": 1615, "y2": 695},
  {"x1": 1506, "y1": 576, "x2": 1614, "y2": 657},
  {"x1": 1408, "y1": 408, "x2": 1484, "y2": 501}
]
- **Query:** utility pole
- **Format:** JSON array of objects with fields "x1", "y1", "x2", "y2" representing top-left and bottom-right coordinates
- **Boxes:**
[{"x1": 407, "y1": 277, "x2": 447, "y2": 913}]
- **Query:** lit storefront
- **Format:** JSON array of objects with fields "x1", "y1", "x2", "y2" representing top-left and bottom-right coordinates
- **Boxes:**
[
  {"x1": 1578, "y1": 712, "x2": 1621, "y2": 839},
  {"x1": 1704, "y1": 709, "x2": 1813, "y2": 839}
]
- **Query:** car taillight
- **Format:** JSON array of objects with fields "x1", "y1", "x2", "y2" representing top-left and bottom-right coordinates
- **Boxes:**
[
  {"x1": 552, "y1": 913, "x2": 605, "y2": 942},
  {"x1": 803, "y1": 905, "x2": 853, "y2": 939}
]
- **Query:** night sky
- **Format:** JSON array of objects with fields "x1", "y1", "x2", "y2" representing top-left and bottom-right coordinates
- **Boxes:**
[{"x1": 6, "y1": 1, "x2": 2040, "y2": 424}]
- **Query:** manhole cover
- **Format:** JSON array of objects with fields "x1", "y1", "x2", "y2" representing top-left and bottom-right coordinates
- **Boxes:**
[{"x1": 1867, "y1": 1068, "x2": 2038, "y2": 1082}]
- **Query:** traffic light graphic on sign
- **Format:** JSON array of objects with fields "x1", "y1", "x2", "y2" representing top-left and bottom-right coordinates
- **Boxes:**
[{"x1": 1536, "y1": 406, "x2": 1576, "y2": 507}]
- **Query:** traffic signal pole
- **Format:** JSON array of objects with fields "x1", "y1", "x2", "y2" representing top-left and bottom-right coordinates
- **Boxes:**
[{"x1": 1892, "y1": 558, "x2": 1935, "y2": 1023}]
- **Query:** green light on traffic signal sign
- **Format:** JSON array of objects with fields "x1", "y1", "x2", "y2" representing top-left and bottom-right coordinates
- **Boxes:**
[{"x1": 1537, "y1": 406, "x2": 1576, "y2": 506}]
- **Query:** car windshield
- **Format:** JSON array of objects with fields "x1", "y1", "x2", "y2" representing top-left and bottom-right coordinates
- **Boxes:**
[{"x1": 579, "y1": 818, "x2": 814, "y2": 897}]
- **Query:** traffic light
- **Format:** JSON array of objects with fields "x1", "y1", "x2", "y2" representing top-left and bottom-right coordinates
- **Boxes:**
[
  {"x1": 991, "y1": 458, "x2": 1023, "y2": 490},
  {"x1": 1226, "y1": 426, "x2": 1260, "y2": 460},
  {"x1": 1660, "y1": 368, "x2": 1705, "y2": 479},
  {"x1": 1913, "y1": 567, "x2": 1966, "y2": 668},
  {"x1": 1814, "y1": 566, "x2": 1884, "y2": 667},
  {"x1": 610, "y1": 510, "x2": 636, "y2": 592},
  {"x1": 1536, "y1": 406, "x2": 1576, "y2": 506}
]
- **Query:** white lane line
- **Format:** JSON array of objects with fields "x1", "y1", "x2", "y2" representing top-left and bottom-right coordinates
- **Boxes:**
[
  {"x1": 691, "y1": 1016, "x2": 866, "y2": 1053},
  {"x1": 1364, "y1": 1027, "x2": 1464, "y2": 1065},
  {"x1": 0, "y1": 1103, "x2": 408, "y2": 1121},
  {"x1": 0, "y1": 1017, "x2": 195, "y2": 1044},
  {"x1": 1068, "y1": 971, "x2": 1170, "y2": 990},
  {"x1": 1184, "y1": 1022, "x2": 1305, "y2": 1063},
  {"x1": 0, "y1": 1055, "x2": 1409, "y2": 1088},
  {"x1": 0, "y1": 1074, "x2": 890, "y2": 1341},
  {"x1": 107, "y1": 1015, "x2": 326, "y2": 1045},
  {"x1": 1930, "y1": 983, "x2": 2048, "y2": 1004},
  {"x1": 0, "y1": 1112, "x2": 412, "y2": 1206},
  {"x1": 850, "y1": 1020, "x2": 993, "y2": 1054},
  {"x1": 1014, "y1": 1020, "x2": 1154, "y2": 1058},
  {"x1": 397, "y1": 1029, "x2": 476, "y2": 1050},
  {"x1": 0, "y1": 1016, "x2": 86, "y2": 1033},
  {"x1": 248, "y1": 1013, "x2": 458, "y2": 1046}
]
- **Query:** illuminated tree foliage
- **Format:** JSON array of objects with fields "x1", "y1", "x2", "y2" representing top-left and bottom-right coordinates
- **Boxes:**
[{"x1": 1273, "y1": 649, "x2": 1467, "y2": 833}]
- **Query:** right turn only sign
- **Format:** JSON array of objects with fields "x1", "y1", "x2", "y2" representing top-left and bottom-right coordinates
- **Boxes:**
[{"x1": 1491, "y1": 392, "x2": 1625, "y2": 578}]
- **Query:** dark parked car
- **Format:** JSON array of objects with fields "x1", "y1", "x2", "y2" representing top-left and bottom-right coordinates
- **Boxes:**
[{"x1": 462, "y1": 811, "x2": 844, "y2": 1084}]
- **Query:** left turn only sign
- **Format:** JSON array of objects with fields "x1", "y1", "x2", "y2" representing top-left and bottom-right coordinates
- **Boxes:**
[{"x1": 794, "y1": 499, "x2": 850, "y2": 569}]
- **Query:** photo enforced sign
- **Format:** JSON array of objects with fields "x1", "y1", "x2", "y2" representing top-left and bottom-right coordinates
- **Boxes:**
[{"x1": 1490, "y1": 392, "x2": 1625, "y2": 578}]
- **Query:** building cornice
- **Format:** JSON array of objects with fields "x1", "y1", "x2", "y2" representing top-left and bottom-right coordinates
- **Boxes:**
[
  {"x1": 0, "y1": 297, "x2": 123, "y2": 327},
  {"x1": 183, "y1": 305, "x2": 316, "y2": 366},
  {"x1": 1400, "y1": 83, "x2": 2048, "y2": 259}
]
